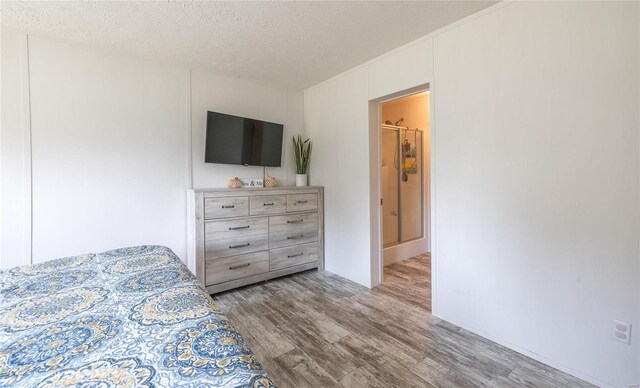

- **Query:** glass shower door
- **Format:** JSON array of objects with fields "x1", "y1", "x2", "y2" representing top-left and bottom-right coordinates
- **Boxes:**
[
  {"x1": 382, "y1": 127, "x2": 423, "y2": 247},
  {"x1": 382, "y1": 128, "x2": 399, "y2": 246},
  {"x1": 400, "y1": 130, "x2": 422, "y2": 241}
]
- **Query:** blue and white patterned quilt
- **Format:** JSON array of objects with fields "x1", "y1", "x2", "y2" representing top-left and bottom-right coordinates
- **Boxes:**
[{"x1": 0, "y1": 245, "x2": 275, "y2": 387}]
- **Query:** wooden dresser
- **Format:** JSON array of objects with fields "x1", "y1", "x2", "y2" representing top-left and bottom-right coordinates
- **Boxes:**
[{"x1": 187, "y1": 187, "x2": 324, "y2": 294}]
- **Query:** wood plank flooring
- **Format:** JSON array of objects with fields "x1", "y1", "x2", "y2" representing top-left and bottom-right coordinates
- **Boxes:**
[
  {"x1": 377, "y1": 253, "x2": 432, "y2": 310},
  {"x1": 213, "y1": 254, "x2": 593, "y2": 388}
]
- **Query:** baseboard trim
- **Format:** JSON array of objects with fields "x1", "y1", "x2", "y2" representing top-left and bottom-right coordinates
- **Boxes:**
[{"x1": 431, "y1": 312, "x2": 613, "y2": 388}]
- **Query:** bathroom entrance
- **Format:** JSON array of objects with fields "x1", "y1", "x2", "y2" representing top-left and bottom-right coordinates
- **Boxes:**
[
  {"x1": 381, "y1": 94, "x2": 425, "y2": 247},
  {"x1": 376, "y1": 89, "x2": 431, "y2": 310},
  {"x1": 381, "y1": 91, "x2": 430, "y2": 257}
]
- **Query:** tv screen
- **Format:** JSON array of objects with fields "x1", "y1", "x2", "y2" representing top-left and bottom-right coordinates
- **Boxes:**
[{"x1": 204, "y1": 111, "x2": 283, "y2": 167}]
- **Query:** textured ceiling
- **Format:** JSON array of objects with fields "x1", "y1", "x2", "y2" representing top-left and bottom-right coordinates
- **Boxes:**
[{"x1": 1, "y1": 1, "x2": 496, "y2": 90}]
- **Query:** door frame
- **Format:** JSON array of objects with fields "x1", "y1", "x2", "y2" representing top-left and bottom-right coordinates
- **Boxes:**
[{"x1": 369, "y1": 81, "x2": 436, "y2": 310}]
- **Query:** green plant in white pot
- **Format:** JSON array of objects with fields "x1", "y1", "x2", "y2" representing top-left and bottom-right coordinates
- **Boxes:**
[{"x1": 293, "y1": 135, "x2": 312, "y2": 186}]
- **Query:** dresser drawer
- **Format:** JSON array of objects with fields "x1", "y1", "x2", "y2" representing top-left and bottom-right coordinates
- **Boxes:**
[
  {"x1": 287, "y1": 193, "x2": 318, "y2": 212},
  {"x1": 270, "y1": 243, "x2": 318, "y2": 271},
  {"x1": 269, "y1": 212, "x2": 318, "y2": 249},
  {"x1": 205, "y1": 251, "x2": 269, "y2": 286},
  {"x1": 205, "y1": 234, "x2": 268, "y2": 260},
  {"x1": 205, "y1": 217, "x2": 268, "y2": 241},
  {"x1": 270, "y1": 229, "x2": 318, "y2": 250},
  {"x1": 250, "y1": 195, "x2": 286, "y2": 215},
  {"x1": 204, "y1": 197, "x2": 249, "y2": 219},
  {"x1": 270, "y1": 212, "x2": 317, "y2": 231}
]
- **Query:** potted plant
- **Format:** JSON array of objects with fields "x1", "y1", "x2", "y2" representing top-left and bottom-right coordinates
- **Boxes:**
[{"x1": 293, "y1": 135, "x2": 312, "y2": 186}]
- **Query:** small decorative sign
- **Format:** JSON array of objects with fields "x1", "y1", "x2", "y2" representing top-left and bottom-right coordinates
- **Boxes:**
[{"x1": 240, "y1": 178, "x2": 264, "y2": 188}]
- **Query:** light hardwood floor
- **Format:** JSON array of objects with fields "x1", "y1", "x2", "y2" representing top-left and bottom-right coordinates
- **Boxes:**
[{"x1": 213, "y1": 254, "x2": 593, "y2": 387}]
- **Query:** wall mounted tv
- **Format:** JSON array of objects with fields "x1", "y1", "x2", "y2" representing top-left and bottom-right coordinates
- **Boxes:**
[{"x1": 204, "y1": 111, "x2": 284, "y2": 167}]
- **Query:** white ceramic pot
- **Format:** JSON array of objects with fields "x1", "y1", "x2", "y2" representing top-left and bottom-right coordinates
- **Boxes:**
[{"x1": 295, "y1": 174, "x2": 308, "y2": 187}]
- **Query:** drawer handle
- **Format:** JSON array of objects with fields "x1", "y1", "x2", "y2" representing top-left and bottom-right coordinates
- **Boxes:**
[
  {"x1": 229, "y1": 243, "x2": 250, "y2": 249},
  {"x1": 221, "y1": 205, "x2": 235, "y2": 209},
  {"x1": 287, "y1": 219, "x2": 304, "y2": 224},
  {"x1": 229, "y1": 263, "x2": 250, "y2": 270},
  {"x1": 287, "y1": 252, "x2": 304, "y2": 258},
  {"x1": 296, "y1": 200, "x2": 308, "y2": 204},
  {"x1": 263, "y1": 202, "x2": 275, "y2": 206},
  {"x1": 287, "y1": 234, "x2": 304, "y2": 240},
  {"x1": 229, "y1": 225, "x2": 250, "y2": 231}
]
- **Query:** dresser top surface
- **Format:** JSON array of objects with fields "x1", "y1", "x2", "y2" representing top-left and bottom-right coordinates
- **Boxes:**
[{"x1": 191, "y1": 186, "x2": 323, "y2": 193}]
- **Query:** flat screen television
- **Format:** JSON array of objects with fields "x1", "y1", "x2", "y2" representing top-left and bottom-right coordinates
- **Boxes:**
[{"x1": 204, "y1": 111, "x2": 283, "y2": 167}]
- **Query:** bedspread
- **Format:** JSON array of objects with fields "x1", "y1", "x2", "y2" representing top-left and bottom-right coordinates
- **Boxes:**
[{"x1": 0, "y1": 245, "x2": 275, "y2": 387}]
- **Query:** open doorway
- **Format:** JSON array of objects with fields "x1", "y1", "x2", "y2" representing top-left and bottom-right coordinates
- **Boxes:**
[{"x1": 371, "y1": 87, "x2": 431, "y2": 311}]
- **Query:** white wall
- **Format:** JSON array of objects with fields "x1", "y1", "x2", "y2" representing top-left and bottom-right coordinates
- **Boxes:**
[
  {"x1": 26, "y1": 35, "x2": 189, "y2": 262},
  {"x1": 0, "y1": 29, "x2": 304, "y2": 269},
  {"x1": 1, "y1": 29, "x2": 30, "y2": 269},
  {"x1": 433, "y1": 2, "x2": 639, "y2": 386},
  {"x1": 304, "y1": 37, "x2": 433, "y2": 287},
  {"x1": 304, "y1": 66, "x2": 372, "y2": 287},
  {"x1": 305, "y1": 2, "x2": 639, "y2": 386},
  {"x1": 190, "y1": 71, "x2": 302, "y2": 189}
]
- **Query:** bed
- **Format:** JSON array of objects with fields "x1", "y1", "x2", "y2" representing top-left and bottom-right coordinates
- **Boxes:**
[{"x1": 0, "y1": 245, "x2": 275, "y2": 387}]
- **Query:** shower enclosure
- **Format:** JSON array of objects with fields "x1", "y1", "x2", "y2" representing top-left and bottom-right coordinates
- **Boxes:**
[{"x1": 382, "y1": 124, "x2": 423, "y2": 247}]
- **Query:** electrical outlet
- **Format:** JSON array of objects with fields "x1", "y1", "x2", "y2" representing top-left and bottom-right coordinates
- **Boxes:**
[{"x1": 612, "y1": 320, "x2": 632, "y2": 344}]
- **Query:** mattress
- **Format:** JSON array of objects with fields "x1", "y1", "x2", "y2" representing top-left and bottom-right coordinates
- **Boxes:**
[{"x1": 0, "y1": 245, "x2": 275, "y2": 387}]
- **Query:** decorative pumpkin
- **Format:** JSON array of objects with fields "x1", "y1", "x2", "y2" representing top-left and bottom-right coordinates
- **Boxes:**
[
  {"x1": 227, "y1": 177, "x2": 243, "y2": 189},
  {"x1": 264, "y1": 174, "x2": 277, "y2": 187}
]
